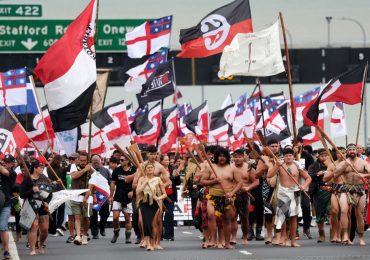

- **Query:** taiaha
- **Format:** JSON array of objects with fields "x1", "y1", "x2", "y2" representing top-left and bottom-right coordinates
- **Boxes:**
[
  {"x1": 7, "y1": 107, "x2": 66, "y2": 189},
  {"x1": 113, "y1": 143, "x2": 135, "y2": 167},
  {"x1": 279, "y1": 12, "x2": 297, "y2": 145},
  {"x1": 256, "y1": 131, "x2": 310, "y2": 199},
  {"x1": 316, "y1": 125, "x2": 370, "y2": 186},
  {"x1": 355, "y1": 61, "x2": 368, "y2": 145}
]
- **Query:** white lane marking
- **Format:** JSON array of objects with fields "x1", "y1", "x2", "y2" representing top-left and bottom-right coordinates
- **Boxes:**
[
  {"x1": 182, "y1": 231, "x2": 193, "y2": 234},
  {"x1": 239, "y1": 250, "x2": 252, "y2": 255},
  {"x1": 9, "y1": 232, "x2": 20, "y2": 260}
]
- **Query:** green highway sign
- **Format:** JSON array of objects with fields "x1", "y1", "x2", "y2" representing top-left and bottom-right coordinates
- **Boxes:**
[
  {"x1": 0, "y1": 19, "x2": 146, "y2": 52},
  {"x1": 0, "y1": 5, "x2": 42, "y2": 17}
]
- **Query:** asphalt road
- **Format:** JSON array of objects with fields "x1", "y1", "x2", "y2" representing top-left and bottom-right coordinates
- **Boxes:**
[{"x1": 14, "y1": 225, "x2": 370, "y2": 260}]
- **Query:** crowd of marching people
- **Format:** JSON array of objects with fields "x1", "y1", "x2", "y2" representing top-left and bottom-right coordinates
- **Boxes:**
[{"x1": 1, "y1": 140, "x2": 370, "y2": 258}]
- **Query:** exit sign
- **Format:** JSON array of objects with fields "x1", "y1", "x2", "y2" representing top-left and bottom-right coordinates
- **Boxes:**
[{"x1": 0, "y1": 4, "x2": 42, "y2": 17}]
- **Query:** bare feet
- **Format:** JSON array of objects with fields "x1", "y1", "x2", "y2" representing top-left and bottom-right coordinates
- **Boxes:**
[
  {"x1": 30, "y1": 251, "x2": 36, "y2": 256},
  {"x1": 291, "y1": 242, "x2": 301, "y2": 247},
  {"x1": 359, "y1": 238, "x2": 366, "y2": 246},
  {"x1": 38, "y1": 248, "x2": 45, "y2": 254},
  {"x1": 146, "y1": 246, "x2": 154, "y2": 251},
  {"x1": 155, "y1": 245, "x2": 164, "y2": 250},
  {"x1": 217, "y1": 244, "x2": 224, "y2": 249},
  {"x1": 242, "y1": 238, "x2": 249, "y2": 245},
  {"x1": 224, "y1": 244, "x2": 235, "y2": 249}
]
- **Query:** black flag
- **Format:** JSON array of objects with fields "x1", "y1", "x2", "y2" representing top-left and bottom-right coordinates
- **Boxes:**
[{"x1": 137, "y1": 60, "x2": 175, "y2": 108}]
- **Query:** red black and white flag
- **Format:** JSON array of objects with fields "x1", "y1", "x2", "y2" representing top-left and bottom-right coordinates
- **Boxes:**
[
  {"x1": 183, "y1": 101, "x2": 209, "y2": 142},
  {"x1": 92, "y1": 100, "x2": 131, "y2": 141},
  {"x1": 298, "y1": 108, "x2": 325, "y2": 145},
  {"x1": 34, "y1": 0, "x2": 97, "y2": 132},
  {"x1": 303, "y1": 62, "x2": 366, "y2": 126},
  {"x1": 132, "y1": 102, "x2": 162, "y2": 146},
  {"x1": 137, "y1": 60, "x2": 175, "y2": 108},
  {"x1": 0, "y1": 108, "x2": 29, "y2": 156},
  {"x1": 177, "y1": 0, "x2": 253, "y2": 58},
  {"x1": 209, "y1": 104, "x2": 233, "y2": 145},
  {"x1": 159, "y1": 106, "x2": 179, "y2": 153}
]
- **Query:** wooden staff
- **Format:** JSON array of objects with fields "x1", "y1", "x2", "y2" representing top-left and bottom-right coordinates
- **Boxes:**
[
  {"x1": 186, "y1": 147, "x2": 202, "y2": 170},
  {"x1": 279, "y1": 12, "x2": 297, "y2": 145},
  {"x1": 316, "y1": 125, "x2": 370, "y2": 185},
  {"x1": 255, "y1": 131, "x2": 310, "y2": 199},
  {"x1": 7, "y1": 107, "x2": 66, "y2": 189},
  {"x1": 125, "y1": 147, "x2": 138, "y2": 168},
  {"x1": 355, "y1": 61, "x2": 368, "y2": 145},
  {"x1": 317, "y1": 131, "x2": 335, "y2": 165},
  {"x1": 15, "y1": 148, "x2": 31, "y2": 178},
  {"x1": 129, "y1": 143, "x2": 144, "y2": 164},
  {"x1": 193, "y1": 144, "x2": 205, "y2": 162},
  {"x1": 198, "y1": 143, "x2": 255, "y2": 201},
  {"x1": 113, "y1": 143, "x2": 135, "y2": 167}
]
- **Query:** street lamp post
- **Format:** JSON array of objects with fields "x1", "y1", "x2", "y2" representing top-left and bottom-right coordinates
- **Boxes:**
[
  {"x1": 340, "y1": 17, "x2": 366, "y2": 48},
  {"x1": 326, "y1": 16, "x2": 333, "y2": 47}
]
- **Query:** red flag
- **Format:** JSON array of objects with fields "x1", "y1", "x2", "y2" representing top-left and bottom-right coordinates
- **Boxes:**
[
  {"x1": 34, "y1": 0, "x2": 97, "y2": 132},
  {"x1": 177, "y1": 0, "x2": 252, "y2": 58},
  {"x1": 0, "y1": 108, "x2": 29, "y2": 156},
  {"x1": 303, "y1": 63, "x2": 366, "y2": 126}
]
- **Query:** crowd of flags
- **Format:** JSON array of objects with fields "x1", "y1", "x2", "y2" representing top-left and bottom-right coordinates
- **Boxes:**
[{"x1": 0, "y1": 0, "x2": 367, "y2": 158}]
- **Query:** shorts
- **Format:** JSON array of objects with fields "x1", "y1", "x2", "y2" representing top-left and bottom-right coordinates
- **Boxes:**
[
  {"x1": 70, "y1": 201, "x2": 93, "y2": 217},
  {"x1": 112, "y1": 201, "x2": 133, "y2": 214},
  {"x1": 0, "y1": 206, "x2": 11, "y2": 231}
]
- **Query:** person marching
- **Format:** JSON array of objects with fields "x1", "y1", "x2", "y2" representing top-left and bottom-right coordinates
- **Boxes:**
[
  {"x1": 267, "y1": 148, "x2": 311, "y2": 247},
  {"x1": 136, "y1": 162, "x2": 167, "y2": 251},
  {"x1": 231, "y1": 149, "x2": 259, "y2": 245}
]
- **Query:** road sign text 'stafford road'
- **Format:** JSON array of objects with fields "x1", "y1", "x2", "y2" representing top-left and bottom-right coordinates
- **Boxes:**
[{"x1": 0, "y1": 19, "x2": 145, "y2": 52}]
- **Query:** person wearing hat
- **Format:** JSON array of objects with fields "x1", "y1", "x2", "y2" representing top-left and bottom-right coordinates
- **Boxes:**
[
  {"x1": 0, "y1": 154, "x2": 17, "y2": 259},
  {"x1": 20, "y1": 157, "x2": 54, "y2": 256}
]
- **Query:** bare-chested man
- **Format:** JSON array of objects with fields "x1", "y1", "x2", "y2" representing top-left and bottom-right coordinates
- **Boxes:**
[
  {"x1": 132, "y1": 145, "x2": 172, "y2": 249},
  {"x1": 323, "y1": 147, "x2": 346, "y2": 243},
  {"x1": 334, "y1": 143, "x2": 370, "y2": 246},
  {"x1": 267, "y1": 148, "x2": 311, "y2": 247},
  {"x1": 231, "y1": 149, "x2": 259, "y2": 245},
  {"x1": 201, "y1": 147, "x2": 242, "y2": 249}
]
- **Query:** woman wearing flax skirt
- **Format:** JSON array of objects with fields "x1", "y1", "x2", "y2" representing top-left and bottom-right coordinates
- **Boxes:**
[{"x1": 136, "y1": 162, "x2": 167, "y2": 251}]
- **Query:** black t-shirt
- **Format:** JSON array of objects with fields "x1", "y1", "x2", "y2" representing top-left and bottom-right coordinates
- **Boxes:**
[
  {"x1": 0, "y1": 168, "x2": 17, "y2": 206},
  {"x1": 111, "y1": 166, "x2": 136, "y2": 203}
]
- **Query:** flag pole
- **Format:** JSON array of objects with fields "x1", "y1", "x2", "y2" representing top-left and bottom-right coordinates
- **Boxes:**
[
  {"x1": 279, "y1": 12, "x2": 297, "y2": 145},
  {"x1": 257, "y1": 79, "x2": 267, "y2": 137},
  {"x1": 172, "y1": 59, "x2": 182, "y2": 156},
  {"x1": 87, "y1": 0, "x2": 100, "y2": 161},
  {"x1": 30, "y1": 76, "x2": 53, "y2": 153},
  {"x1": 355, "y1": 61, "x2": 368, "y2": 145},
  {"x1": 6, "y1": 107, "x2": 66, "y2": 189}
]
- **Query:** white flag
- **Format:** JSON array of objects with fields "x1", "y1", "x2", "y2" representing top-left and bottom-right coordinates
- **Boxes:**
[
  {"x1": 218, "y1": 20, "x2": 285, "y2": 78},
  {"x1": 221, "y1": 94, "x2": 233, "y2": 109},
  {"x1": 124, "y1": 61, "x2": 148, "y2": 94},
  {"x1": 49, "y1": 189, "x2": 89, "y2": 214},
  {"x1": 330, "y1": 102, "x2": 347, "y2": 138}
]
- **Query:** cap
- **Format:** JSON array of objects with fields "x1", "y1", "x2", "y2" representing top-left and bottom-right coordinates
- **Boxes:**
[
  {"x1": 35, "y1": 156, "x2": 47, "y2": 166},
  {"x1": 3, "y1": 154, "x2": 15, "y2": 163}
]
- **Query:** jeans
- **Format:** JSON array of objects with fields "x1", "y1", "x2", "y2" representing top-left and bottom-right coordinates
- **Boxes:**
[
  {"x1": 163, "y1": 199, "x2": 175, "y2": 239},
  {"x1": 90, "y1": 203, "x2": 110, "y2": 236},
  {"x1": 0, "y1": 206, "x2": 11, "y2": 231},
  {"x1": 300, "y1": 191, "x2": 312, "y2": 230}
]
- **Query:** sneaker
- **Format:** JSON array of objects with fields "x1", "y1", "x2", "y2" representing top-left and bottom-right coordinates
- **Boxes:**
[
  {"x1": 56, "y1": 228, "x2": 64, "y2": 236},
  {"x1": 92, "y1": 234, "x2": 99, "y2": 239},
  {"x1": 66, "y1": 235, "x2": 75, "y2": 243},
  {"x1": 50, "y1": 233, "x2": 58, "y2": 237},
  {"x1": 100, "y1": 229, "x2": 106, "y2": 237},
  {"x1": 310, "y1": 218, "x2": 317, "y2": 227},
  {"x1": 82, "y1": 235, "x2": 88, "y2": 245},
  {"x1": 73, "y1": 236, "x2": 82, "y2": 245},
  {"x1": 26, "y1": 243, "x2": 30, "y2": 249},
  {"x1": 3, "y1": 251, "x2": 12, "y2": 259}
]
